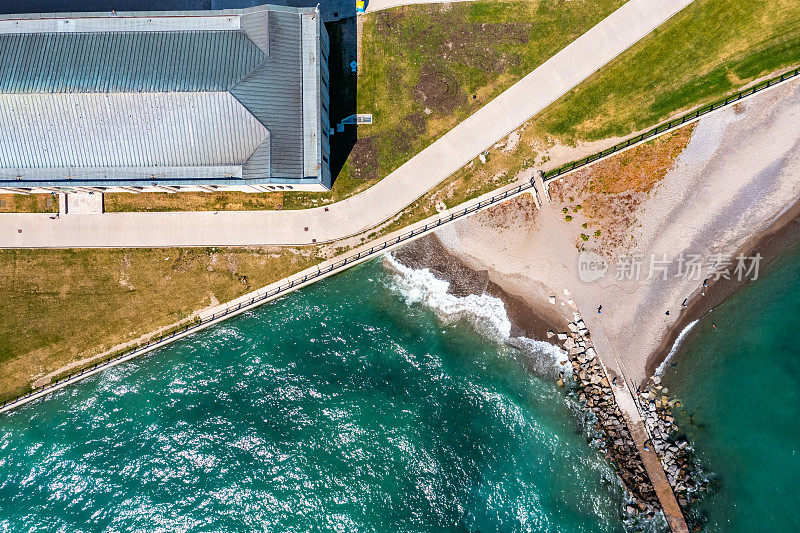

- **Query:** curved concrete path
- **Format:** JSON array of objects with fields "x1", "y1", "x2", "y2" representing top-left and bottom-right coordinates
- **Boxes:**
[{"x1": 0, "y1": 0, "x2": 694, "y2": 248}]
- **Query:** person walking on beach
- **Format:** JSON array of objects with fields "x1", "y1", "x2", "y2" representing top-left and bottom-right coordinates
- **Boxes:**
[{"x1": 597, "y1": 305, "x2": 603, "y2": 314}]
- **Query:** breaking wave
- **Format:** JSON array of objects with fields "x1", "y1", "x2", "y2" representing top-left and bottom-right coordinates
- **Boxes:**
[
  {"x1": 384, "y1": 253, "x2": 568, "y2": 378},
  {"x1": 384, "y1": 253, "x2": 512, "y2": 341},
  {"x1": 656, "y1": 319, "x2": 699, "y2": 376},
  {"x1": 509, "y1": 337, "x2": 572, "y2": 380}
]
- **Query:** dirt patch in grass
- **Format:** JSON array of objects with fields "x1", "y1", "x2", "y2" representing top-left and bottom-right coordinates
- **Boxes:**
[
  {"x1": 392, "y1": 112, "x2": 428, "y2": 154},
  {"x1": 349, "y1": 137, "x2": 380, "y2": 180},
  {"x1": 440, "y1": 21, "x2": 530, "y2": 73},
  {"x1": 406, "y1": 111, "x2": 428, "y2": 134},
  {"x1": 415, "y1": 64, "x2": 465, "y2": 115},
  {"x1": 375, "y1": 9, "x2": 531, "y2": 74},
  {"x1": 373, "y1": 8, "x2": 403, "y2": 33}
]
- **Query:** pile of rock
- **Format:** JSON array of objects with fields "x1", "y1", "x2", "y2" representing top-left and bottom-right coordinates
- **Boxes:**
[
  {"x1": 550, "y1": 313, "x2": 660, "y2": 518},
  {"x1": 639, "y1": 375, "x2": 707, "y2": 509}
]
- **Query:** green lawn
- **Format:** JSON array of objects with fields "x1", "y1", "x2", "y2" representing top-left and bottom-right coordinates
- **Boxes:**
[
  {"x1": 0, "y1": 193, "x2": 57, "y2": 213},
  {"x1": 354, "y1": 0, "x2": 627, "y2": 179},
  {"x1": 535, "y1": 0, "x2": 800, "y2": 142}
]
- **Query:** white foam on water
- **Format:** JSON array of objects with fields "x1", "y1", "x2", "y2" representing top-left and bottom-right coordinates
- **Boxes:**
[
  {"x1": 510, "y1": 337, "x2": 573, "y2": 379},
  {"x1": 385, "y1": 254, "x2": 566, "y2": 377},
  {"x1": 656, "y1": 319, "x2": 699, "y2": 377},
  {"x1": 385, "y1": 254, "x2": 512, "y2": 341}
]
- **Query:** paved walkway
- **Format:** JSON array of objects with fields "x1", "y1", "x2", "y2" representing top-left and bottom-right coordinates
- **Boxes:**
[
  {"x1": 60, "y1": 192, "x2": 104, "y2": 215},
  {"x1": 0, "y1": 0, "x2": 695, "y2": 248}
]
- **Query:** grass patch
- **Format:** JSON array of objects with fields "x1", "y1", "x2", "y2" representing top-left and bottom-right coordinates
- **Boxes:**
[
  {"x1": 105, "y1": 191, "x2": 284, "y2": 212},
  {"x1": 0, "y1": 247, "x2": 324, "y2": 403},
  {"x1": 355, "y1": 0, "x2": 625, "y2": 178},
  {"x1": 0, "y1": 193, "x2": 57, "y2": 213},
  {"x1": 536, "y1": 0, "x2": 800, "y2": 142}
]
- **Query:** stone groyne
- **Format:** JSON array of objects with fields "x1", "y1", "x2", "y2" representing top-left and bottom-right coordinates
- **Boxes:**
[
  {"x1": 551, "y1": 313, "x2": 705, "y2": 530},
  {"x1": 640, "y1": 376, "x2": 708, "y2": 509},
  {"x1": 550, "y1": 316, "x2": 660, "y2": 517}
]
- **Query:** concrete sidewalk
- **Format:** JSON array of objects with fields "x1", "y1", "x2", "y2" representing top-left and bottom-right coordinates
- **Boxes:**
[{"x1": 1, "y1": 0, "x2": 695, "y2": 248}]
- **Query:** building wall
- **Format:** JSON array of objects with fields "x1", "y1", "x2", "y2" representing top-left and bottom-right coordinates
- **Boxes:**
[
  {"x1": 7, "y1": 182, "x2": 330, "y2": 195},
  {"x1": 319, "y1": 17, "x2": 332, "y2": 190}
]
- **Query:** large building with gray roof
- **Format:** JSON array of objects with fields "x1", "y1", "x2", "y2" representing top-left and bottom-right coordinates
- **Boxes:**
[{"x1": 0, "y1": 4, "x2": 331, "y2": 194}]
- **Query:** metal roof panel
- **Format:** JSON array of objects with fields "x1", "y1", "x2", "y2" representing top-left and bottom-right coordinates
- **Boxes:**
[
  {"x1": 0, "y1": 30, "x2": 265, "y2": 93},
  {"x1": 0, "y1": 92, "x2": 268, "y2": 169}
]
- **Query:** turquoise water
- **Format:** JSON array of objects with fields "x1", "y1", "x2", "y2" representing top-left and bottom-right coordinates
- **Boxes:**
[
  {"x1": 0, "y1": 259, "x2": 631, "y2": 532},
  {"x1": 665, "y1": 243, "x2": 800, "y2": 532}
]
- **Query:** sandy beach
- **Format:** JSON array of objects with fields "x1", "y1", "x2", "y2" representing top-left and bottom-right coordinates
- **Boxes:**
[{"x1": 428, "y1": 78, "x2": 800, "y2": 386}]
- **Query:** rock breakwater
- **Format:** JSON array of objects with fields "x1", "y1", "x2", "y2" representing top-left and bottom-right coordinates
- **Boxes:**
[
  {"x1": 639, "y1": 376, "x2": 708, "y2": 511},
  {"x1": 552, "y1": 311, "x2": 706, "y2": 524},
  {"x1": 551, "y1": 313, "x2": 662, "y2": 518}
]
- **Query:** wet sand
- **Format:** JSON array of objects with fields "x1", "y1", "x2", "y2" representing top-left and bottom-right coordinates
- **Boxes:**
[{"x1": 646, "y1": 194, "x2": 800, "y2": 377}]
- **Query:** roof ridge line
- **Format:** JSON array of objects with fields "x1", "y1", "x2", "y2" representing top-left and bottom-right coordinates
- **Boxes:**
[{"x1": 239, "y1": 9, "x2": 270, "y2": 56}]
